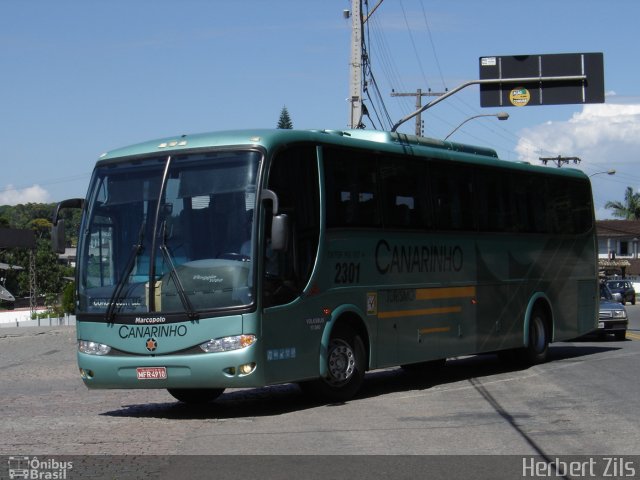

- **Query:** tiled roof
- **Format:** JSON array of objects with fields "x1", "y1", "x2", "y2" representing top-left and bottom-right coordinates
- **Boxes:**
[{"x1": 596, "y1": 220, "x2": 640, "y2": 237}]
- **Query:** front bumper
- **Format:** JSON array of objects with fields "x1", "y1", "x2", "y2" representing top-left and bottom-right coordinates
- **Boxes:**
[
  {"x1": 596, "y1": 318, "x2": 628, "y2": 333},
  {"x1": 78, "y1": 345, "x2": 264, "y2": 389}
]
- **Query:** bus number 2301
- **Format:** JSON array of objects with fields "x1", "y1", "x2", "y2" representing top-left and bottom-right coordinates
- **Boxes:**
[{"x1": 334, "y1": 263, "x2": 361, "y2": 284}]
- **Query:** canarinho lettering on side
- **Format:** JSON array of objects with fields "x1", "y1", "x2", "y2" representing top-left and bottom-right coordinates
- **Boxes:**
[{"x1": 375, "y1": 239, "x2": 463, "y2": 275}]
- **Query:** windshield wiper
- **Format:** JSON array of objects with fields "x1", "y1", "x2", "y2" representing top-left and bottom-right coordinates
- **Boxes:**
[
  {"x1": 105, "y1": 221, "x2": 145, "y2": 322},
  {"x1": 159, "y1": 220, "x2": 199, "y2": 320}
]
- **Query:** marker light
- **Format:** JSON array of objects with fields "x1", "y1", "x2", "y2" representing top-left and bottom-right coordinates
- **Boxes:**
[
  {"x1": 199, "y1": 334, "x2": 256, "y2": 353},
  {"x1": 78, "y1": 340, "x2": 111, "y2": 356}
]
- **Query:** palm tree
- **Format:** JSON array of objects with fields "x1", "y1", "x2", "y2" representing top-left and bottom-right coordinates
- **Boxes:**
[{"x1": 605, "y1": 186, "x2": 640, "y2": 219}]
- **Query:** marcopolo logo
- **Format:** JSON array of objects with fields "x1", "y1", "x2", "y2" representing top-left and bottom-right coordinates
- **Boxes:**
[
  {"x1": 7, "y1": 456, "x2": 73, "y2": 479},
  {"x1": 134, "y1": 316, "x2": 166, "y2": 324}
]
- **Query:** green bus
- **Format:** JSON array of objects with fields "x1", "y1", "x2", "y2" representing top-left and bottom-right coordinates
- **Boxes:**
[{"x1": 52, "y1": 129, "x2": 598, "y2": 403}]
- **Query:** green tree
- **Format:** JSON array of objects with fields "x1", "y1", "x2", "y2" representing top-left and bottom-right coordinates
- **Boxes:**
[
  {"x1": 29, "y1": 218, "x2": 53, "y2": 238},
  {"x1": 277, "y1": 106, "x2": 293, "y2": 129},
  {"x1": 605, "y1": 187, "x2": 640, "y2": 220},
  {"x1": 8, "y1": 239, "x2": 69, "y2": 302},
  {"x1": 0, "y1": 202, "x2": 78, "y2": 304},
  {"x1": 61, "y1": 281, "x2": 75, "y2": 314}
]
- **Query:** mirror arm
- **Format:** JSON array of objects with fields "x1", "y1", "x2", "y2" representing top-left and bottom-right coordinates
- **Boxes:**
[{"x1": 261, "y1": 189, "x2": 279, "y2": 215}]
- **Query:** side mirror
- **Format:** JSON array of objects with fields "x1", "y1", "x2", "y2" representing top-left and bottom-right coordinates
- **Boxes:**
[
  {"x1": 51, "y1": 219, "x2": 66, "y2": 254},
  {"x1": 51, "y1": 198, "x2": 84, "y2": 254},
  {"x1": 261, "y1": 189, "x2": 290, "y2": 251},
  {"x1": 271, "y1": 214, "x2": 289, "y2": 252}
]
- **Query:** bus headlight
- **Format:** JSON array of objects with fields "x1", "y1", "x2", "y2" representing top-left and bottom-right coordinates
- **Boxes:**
[
  {"x1": 78, "y1": 340, "x2": 111, "y2": 356},
  {"x1": 199, "y1": 334, "x2": 256, "y2": 353}
]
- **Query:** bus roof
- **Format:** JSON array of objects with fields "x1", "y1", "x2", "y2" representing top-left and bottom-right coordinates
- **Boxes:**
[{"x1": 97, "y1": 129, "x2": 587, "y2": 180}]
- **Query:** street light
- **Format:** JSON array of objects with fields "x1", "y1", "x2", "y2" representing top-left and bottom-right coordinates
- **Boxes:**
[
  {"x1": 444, "y1": 112, "x2": 509, "y2": 141},
  {"x1": 589, "y1": 169, "x2": 616, "y2": 177}
]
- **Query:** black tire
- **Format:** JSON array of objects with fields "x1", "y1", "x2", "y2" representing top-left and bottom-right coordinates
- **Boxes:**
[
  {"x1": 632, "y1": 296, "x2": 636, "y2": 305},
  {"x1": 299, "y1": 324, "x2": 366, "y2": 402},
  {"x1": 615, "y1": 330, "x2": 626, "y2": 341},
  {"x1": 167, "y1": 388, "x2": 225, "y2": 404},
  {"x1": 517, "y1": 307, "x2": 550, "y2": 365}
]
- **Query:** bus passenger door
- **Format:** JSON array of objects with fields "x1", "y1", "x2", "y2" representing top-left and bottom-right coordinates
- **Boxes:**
[{"x1": 260, "y1": 145, "x2": 322, "y2": 384}]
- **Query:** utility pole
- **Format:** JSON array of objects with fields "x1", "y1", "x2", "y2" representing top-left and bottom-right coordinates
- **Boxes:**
[
  {"x1": 539, "y1": 155, "x2": 581, "y2": 167},
  {"x1": 29, "y1": 248, "x2": 36, "y2": 316},
  {"x1": 346, "y1": 0, "x2": 384, "y2": 129},
  {"x1": 391, "y1": 88, "x2": 446, "y2": 135},
  {"x1": 347, "y1": 0, "x2": 363, "y2": 129}
]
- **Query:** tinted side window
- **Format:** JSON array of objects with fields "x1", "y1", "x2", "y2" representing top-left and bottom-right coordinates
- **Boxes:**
[
  {"x1": 324, "y1": 148, "x2": 380, "y2": 228},
  {"x1": 379, "y1": 158, "x2": 429, "y2": 229},
  {"x1": 547, "y1": 177, "x2": 592, "y2": 234},
  {"x1": 486, "y1": 171, "x2": 510, "y2": 232},
  {"x1": 265, "y1": 145, "x2": 320, "y2": 305},
  {"x1": 428, "y1": 162, "x2": 475, "y2": 231}
]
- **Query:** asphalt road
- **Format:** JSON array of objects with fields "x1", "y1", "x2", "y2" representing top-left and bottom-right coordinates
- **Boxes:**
[{"x1": 1, "y1": 308, "x2": 639, "y2": 479}]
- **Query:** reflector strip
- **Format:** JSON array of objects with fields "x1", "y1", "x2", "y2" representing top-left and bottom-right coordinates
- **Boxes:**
[
  {"x1": 418, "y1": 326, "x2": 451, "y2": 335},
  {"x1": 416, "y1": 286, "x2": 476, "y2": 300},
  {"x1": 378, "y1": 306, "x2": 461, "y2": 319}
]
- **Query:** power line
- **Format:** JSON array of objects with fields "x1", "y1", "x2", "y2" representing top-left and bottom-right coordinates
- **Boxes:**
[
  {"x1": 418, "y1": 0, "x2": 447, "y2": 91},
  {"x1": 0, "y1": 172, "x2": 91, "y2": 193}
]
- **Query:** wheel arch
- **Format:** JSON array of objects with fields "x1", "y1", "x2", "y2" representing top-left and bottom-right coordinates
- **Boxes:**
[
  {"x1": 523, "y1": 293, "x2": 554, "y2": 346},
  {"x1": 319, "y1": 304, "x2": 371, "y2": 378}
]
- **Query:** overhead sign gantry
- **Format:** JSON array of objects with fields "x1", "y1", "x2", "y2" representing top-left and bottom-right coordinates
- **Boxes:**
[
  {"x1": 391, "y1": 52, "x2": 604, "y2": 133},
  {"x1": 479, "y1": 52, "x2": 604, "y2": 107}
]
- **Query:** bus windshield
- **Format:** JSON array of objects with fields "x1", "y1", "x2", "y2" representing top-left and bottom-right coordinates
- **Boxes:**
[{"x1": 77, "y1": 150, "x2": 261, "y2": 319}]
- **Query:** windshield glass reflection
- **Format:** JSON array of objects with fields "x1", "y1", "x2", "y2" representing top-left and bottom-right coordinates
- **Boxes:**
[{"x1": 77, "y1": 150, "x2": 260, "y2": 317}]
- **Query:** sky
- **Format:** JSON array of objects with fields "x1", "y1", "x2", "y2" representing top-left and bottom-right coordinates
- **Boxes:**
[{"x1": 1, "y1": 0, "x2": 638, "y2": 219}]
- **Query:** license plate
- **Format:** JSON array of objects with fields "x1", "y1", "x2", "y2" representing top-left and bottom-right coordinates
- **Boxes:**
[
  {"x1": 598, "y1": 322, "x2": 605, "y2": 329},
  {"x1": 136, "y1": 367, "x2": 167, "y2": 380}
]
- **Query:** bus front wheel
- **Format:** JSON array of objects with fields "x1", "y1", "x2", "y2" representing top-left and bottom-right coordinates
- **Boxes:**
[
  {"x1": 299, "y1": 324, "x2": 366, "y2": 402},
  {"x1": 167, "y1": 388, "x2": 225, "y2": 404}
]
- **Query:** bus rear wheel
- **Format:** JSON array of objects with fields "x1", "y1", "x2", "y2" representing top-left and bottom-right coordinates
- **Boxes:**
[
  {"x1": 518, "y1": 307, "x2": 550, "y2": 365},
  {"x1": 167, "y1": 388, "x2": 225, "y2": 404},
  {"x1": 299, "y1": 324, "x2": 366, "y2": 402}
]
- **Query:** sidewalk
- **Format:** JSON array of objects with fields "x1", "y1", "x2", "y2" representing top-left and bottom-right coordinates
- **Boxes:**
[
  {"x1": 0, "y1": 324, "x2": 75, "y2": 337},
  {"x1": 0, "y1": 308, "x2": 76, "y2": 328}
]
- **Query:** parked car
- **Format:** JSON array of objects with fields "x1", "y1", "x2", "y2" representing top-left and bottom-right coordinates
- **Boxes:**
[
  {"x1": 598, "y1": 283, "x2": 628, "y2": 340},
  {"x1": 606, "y1": 279, "x2": 636, "y2": 305}
]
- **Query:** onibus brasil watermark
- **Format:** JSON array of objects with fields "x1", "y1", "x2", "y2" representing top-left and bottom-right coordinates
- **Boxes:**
[{"x1": 7, "y1": 457, "x2": 73, "y2": 479}]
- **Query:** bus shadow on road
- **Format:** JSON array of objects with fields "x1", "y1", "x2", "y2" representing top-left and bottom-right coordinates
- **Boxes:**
[
  {"x1": 357, "y1": 342, "x2": 621, "y2": 400},
  {"x1": 101, "y1": 343, "x2": 620, "y2": 420}
]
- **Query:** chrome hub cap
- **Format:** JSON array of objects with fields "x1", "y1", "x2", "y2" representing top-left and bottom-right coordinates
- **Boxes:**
[{"x1": 327, "y1": 339, "x2": 356, "y2": 385}]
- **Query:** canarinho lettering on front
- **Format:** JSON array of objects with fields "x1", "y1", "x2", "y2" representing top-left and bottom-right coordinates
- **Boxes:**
[
  {"x1": 375, "y1": 239, "x2": 463, "y2": 275},
  {"x1": 119, "y1": 324, "x2": 187, "y2": 339}
]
